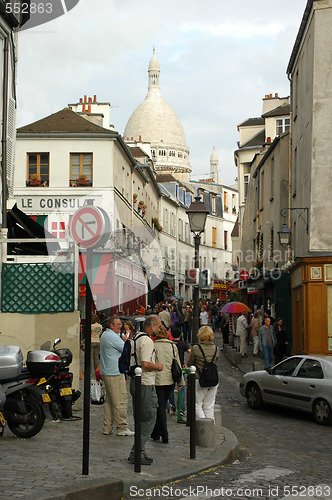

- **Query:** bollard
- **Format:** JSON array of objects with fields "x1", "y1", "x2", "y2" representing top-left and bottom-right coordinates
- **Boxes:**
[
  {"x1": 195, "y1": 418, "x2": 215, "y2": 448},
  {"x1": 134, "y1": 367, "x2": 142, "y2": 473},
  {"x1": 188, "y1": 366, "x2": 196, "y2": 459}
]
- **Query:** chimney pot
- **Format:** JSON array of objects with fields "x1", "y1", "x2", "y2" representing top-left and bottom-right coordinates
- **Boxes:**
[
  {"x1": 84, "y1": 95, "x2": 87, "y2": 103},
  {"x1": 267, "y1": 137, "x2": 271, "y2": 143},
  {"x1": 88, "y1": 97, "x2": 92, "y2": 103},
  {"x1": 275, "y1": 93, "x2": 278, "y2": 98},
  {"x1": 88, "y1": 104, "x2": 91, "y2": 113},
  {"x1": 79, "y1": 98, "x2": 83, "y2": 103},
  {"x1": 139, "y1": 135, "x2": 141, "y2": 142},
  {"x1": 69, "y1": 106, "x2": 72, "y2": 110},
  {"x1": 131, "y1": 137, "x2": 133, "y2": 140},
  {"x1": 83, "y1": 103, "x2": 86, "y2": 112},
  {"x1": 94, "y1": 95, "x2": 97, "y2": 102},
  {"x1": 269, "y1": 93, "x2": 272, "y2": 98},
  {"x1": 265, "y1": 94, "x2": 269, "y2": 99}
]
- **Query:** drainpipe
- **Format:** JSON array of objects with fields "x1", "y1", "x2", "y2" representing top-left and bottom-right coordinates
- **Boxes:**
[
  {"x1": 1, "y1": 36, "x2": 9, "y2": 263},
  {"x1": 287, "y1": 71, "x2": 293, "y2": 262}
]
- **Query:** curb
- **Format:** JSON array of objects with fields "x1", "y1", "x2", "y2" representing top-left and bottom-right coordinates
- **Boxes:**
[{"x1": 122, "y1": 426, "x2": 239, "y2": 497}]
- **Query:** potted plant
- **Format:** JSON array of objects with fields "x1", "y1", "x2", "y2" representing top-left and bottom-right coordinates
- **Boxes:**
[
  {"x1": 29, "y1": 173, "x2": 41, "y2": 186},
  {"x1": 133, "y1": 193, "x2": 138, "y2": 203},
  {"x1": 224, "y1": 205, "x2": 229, "y2": 212},
  {"x1": 152, "y1": 217, "x2": 163, "y2": 232},
  {"x1": 232, "y1": 206, "x2": 237, "y2": 214},
  {"x1": 76, "y1": 173, "x2": 90, "y2": 185},
  {"x1": 142, "y1": 209, "x2": 146, "y2": 217}
]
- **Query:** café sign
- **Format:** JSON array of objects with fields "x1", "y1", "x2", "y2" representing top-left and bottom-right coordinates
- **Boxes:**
[{"x1": 18, "y1": 196, "x2": 99, "y2": 211}]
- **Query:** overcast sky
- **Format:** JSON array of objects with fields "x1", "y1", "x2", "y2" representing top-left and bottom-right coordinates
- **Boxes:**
[{"x1": 16, "y1": 0, "x2": 307, "y2": 186}]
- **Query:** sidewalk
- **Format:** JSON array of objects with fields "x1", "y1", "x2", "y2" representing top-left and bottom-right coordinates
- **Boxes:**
[
  {"x1": 0, "y1": 370, "x2": 239, "y2": 500},
  {"x1": 220, "y1": 338, "x2": 265, "y2": 374}
]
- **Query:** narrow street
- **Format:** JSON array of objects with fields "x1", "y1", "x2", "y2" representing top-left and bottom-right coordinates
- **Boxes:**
[{"x1": 131, "y1": 354, "x2": 332, "y2": 500}]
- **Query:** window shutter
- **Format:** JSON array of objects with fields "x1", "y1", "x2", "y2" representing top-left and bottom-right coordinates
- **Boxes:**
[
  {"x1": 6, "y1": 97, "x2": 16, "y2": 197},
  {"x1": 216, "y1": 195, "x2": 223, "y2": 217},
  {"x1": 203, "y1": 191, "x2": 211, "y2": 214}
]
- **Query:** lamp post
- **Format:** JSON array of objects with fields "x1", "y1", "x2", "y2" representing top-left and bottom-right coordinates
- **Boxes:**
[
  {"x1": 186, "y1": 195, "x2": 209, "y2": 344},
  {"x1": 277, "y1": 207, "x2": 309, "y2": 247}
]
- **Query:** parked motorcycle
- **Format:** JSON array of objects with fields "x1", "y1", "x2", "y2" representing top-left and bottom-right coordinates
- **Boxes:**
[
  {"x1": 25, "y1": 338, "x2": 81, "y2": 420},
  {"x1": 0, "y1": 345, "x2": 52, "y2": 438}
]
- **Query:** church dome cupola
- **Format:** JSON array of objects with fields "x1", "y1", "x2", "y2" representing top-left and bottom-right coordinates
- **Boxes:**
[
  {"x1": 124, "y1": 49, "x2": 191, "y2": 181},
  {"x1": 148, "y1": 47, "x2": 160, "y2": 88}
]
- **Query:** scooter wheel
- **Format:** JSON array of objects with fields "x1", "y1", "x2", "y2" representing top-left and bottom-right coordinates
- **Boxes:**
[
  {"x1": 61, "y1": 399, "x2": 72, "y2": 419},
  {"x1": 8, "y1": 395, "x2": 45, "y2": 438}
]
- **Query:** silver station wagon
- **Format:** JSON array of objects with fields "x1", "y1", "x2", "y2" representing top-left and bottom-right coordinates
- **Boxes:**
[{"x1": 240, "y1": 355, "x2": 332, "y2": 425}]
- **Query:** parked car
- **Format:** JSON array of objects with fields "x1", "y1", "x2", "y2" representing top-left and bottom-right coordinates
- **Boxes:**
[{"x1": 240, "y1": 355, "x2": 332, "y2": 425}]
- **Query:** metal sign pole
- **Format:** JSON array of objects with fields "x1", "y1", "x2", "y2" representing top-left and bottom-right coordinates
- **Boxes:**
[
  {"x1": 82, "y1": 247, "x2": 92, "y2": 475},
  {"x1": 69, "y1": 204, "x2": 111, "y2": 477}
]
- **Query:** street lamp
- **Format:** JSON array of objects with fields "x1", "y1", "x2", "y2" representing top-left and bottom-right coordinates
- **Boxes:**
[
  {"x1": 277, "y1": 207, "x2": 309, "y2": 247},
  {"x1": 186, "y1": 195, "x2": 209, "y2": 344}
]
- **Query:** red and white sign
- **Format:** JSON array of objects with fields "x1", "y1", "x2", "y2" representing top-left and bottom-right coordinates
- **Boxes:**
[
  {"x1": 70, "y1": 206, "x2": 110, "y2": 248},
  {"x1": 239, "y1": 270, "x2": 250, "y2": 281},
  {"x1": 185, "y1": 268, "x2": 199, "y2": 285}
]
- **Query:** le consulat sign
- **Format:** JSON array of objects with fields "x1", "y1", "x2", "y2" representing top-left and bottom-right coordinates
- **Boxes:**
[{"x1": 17, "y1": 195, "x2": 100, "y2": 212}]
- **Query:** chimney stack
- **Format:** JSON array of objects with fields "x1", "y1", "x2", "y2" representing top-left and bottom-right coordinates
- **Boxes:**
[
  {"x1": 88, "y1": 97, "x2": 92, "y2": 103},
  {"x1": 84, "y1": 95, "x2": 87, "y2": 103},
  {"x1": 79, "y1": 98, "x2": 83, "y2": 103},
  {"x1": 94, "y1": 95, "x2": 97, "y2": 102},
  {"x1": 88, "y1": 104, "x2": 91, "y2": 113}
]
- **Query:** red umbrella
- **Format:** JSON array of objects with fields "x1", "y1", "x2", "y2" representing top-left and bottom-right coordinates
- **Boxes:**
[{"x1": 220, "y1": 302, "x2": 251, "y2": 314}]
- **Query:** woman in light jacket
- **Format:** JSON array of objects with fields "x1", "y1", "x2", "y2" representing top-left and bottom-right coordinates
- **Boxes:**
[
  {"x1": 151, "y1": 327, "x2": 184, "y2": 444},
  {"x1": 187, "y1": 326, "x2": 219, "y2": 420}
]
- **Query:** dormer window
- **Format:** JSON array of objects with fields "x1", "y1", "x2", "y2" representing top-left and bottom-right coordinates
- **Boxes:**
[{"x1": 276, "y1": 117, "x2": 290, "y2": 136}]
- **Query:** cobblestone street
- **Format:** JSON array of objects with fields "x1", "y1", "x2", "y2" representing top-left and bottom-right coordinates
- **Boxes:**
[{"x1": 136, "y1": 353, "x2": 332, "y2": 500}]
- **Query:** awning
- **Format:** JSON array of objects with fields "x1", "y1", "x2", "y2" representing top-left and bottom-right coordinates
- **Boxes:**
[
  {"x1": 7, "y1": 204, "x2": 60, "y2": 255},
  {"x1": 79, "y1": 253, "x2": 113, "y2": 294}
]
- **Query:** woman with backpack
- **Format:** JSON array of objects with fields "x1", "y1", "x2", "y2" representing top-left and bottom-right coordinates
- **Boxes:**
[
  {"x1": 151, "y1": 327, "x2": 184, "y2": 443},
  {"x1": 187, "y1": 326, "x2": 219, "y2": 420}
]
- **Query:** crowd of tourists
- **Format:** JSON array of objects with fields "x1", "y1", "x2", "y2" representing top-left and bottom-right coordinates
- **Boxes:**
[{"x1": 81, "y1": 298, "x2": 289, "y2": 465}]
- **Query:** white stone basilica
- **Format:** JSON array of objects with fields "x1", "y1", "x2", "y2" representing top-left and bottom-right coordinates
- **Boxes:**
[{"x1": 123, "y1": 49, "x2": 191, "y2": 182}]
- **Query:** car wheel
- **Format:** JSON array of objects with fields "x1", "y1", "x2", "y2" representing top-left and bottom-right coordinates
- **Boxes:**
[
  {"x1": 246, "y1": 383, "x2": 263, "y2": 410},
  {"x1": 313, "y1": 399, "x2": 332, "y2": 426}
]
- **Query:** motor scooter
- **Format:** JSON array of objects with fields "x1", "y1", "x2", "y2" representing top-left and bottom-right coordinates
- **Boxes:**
[
  {"x1": 0, "y1": 345, "x2": 53, "y2": 438},
  {"x1": 26, "y1": 338, "x2": 81, "y2": 420}
]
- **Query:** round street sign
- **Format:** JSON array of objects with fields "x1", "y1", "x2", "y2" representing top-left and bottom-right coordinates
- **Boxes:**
[
  {"x1": 239, "y1": 269, "x2": 250, "y2": 281},
  {"x1": 70, "y1": 206, "x2": 111, "y2": 249}
]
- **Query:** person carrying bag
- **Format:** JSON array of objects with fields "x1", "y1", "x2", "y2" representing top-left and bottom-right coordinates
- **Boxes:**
[{"x1": 187, "y1": 326, "x2": 219, "y2": 420}]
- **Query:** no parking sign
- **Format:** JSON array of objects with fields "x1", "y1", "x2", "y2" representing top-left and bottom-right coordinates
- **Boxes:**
[{"x1": 70, "y1": 206, "x2": 111, "y2": 249}]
